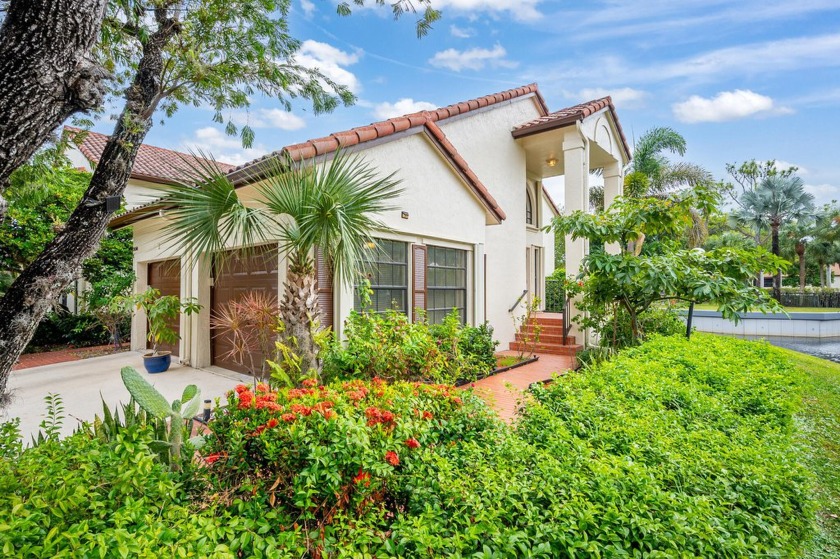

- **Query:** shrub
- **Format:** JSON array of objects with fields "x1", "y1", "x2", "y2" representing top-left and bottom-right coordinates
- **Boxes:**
[
  {"x1": 323, "y1": 309, "x2": 497, "y2": 384},
  {"x1": 27, "y1": 311, "x2": 122, "y2": 350},
  {"x1": 0, "y1": 423, "x2": 233, "y2": 558},
  {"x1": 201, "y1": 378, "x2": 497, "y2": 557},
  {"x1": 597, "y1": 303, "x2": 686, "y2": 350}
]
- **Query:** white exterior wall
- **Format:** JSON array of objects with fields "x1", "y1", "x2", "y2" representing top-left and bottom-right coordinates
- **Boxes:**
[
  {"x1": 335, "y1": 132, "x2": 489, "y2": 338},
  {"x1": 438, "y1": 97, "x2": 543, "y2": 344}
]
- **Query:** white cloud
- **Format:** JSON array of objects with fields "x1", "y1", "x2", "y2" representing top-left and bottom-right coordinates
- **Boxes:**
[
  {"x1": 185, "y1": 127, "x2": 269, "y2": 166},
  {"x1": 372, "y1": 98, "x2": 438, "y2": 120},
  {"x1": 433, "y1": 0, "x2": 543, "y2": 22},
  {"x1": 300, "y1": 0, "x2": 315, "y2": 17},
  {"x1": 449, "y1": 24, "x2": 475, "y2": 38},
  {"x1": 294, "y1": 40, "x2": 362, "y2": 93},
  {"x1": 804, "y1": 183, "x2": 840, "y2": 204},
  {"x1": 228, "y1": 108, "x2": 306, "y2": 131},
  {"x1": 566, "y1": 87, "x2": 648, "y2": 108},
  {"x1": 428, "y1": 44, "x2": 517, "y2": 72},
  {"x1": 672, "y1": 90, "x2": 793, "y2": 123}
]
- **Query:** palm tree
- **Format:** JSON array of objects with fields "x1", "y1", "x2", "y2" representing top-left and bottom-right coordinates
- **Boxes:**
[
  {"x1": 736, "y1": 175, "x2": 814, "y2": 300},
  {"x1": 780, "y1": 219, "x2": 814, "y2": 291},
  {"x1": 628, "y1": 127, "x2": 712, "y2": 196},
  {"x1": 807, "y1": 206, "x2": 840, "y2": 287},
  {"x1": 159, "y1": 151, "x2": 402, "y2": 378}
]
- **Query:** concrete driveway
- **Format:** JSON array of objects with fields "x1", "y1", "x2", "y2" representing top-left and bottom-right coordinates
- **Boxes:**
[{"x1": 3, "y1": 351, "x2": 252, "y2": 441}]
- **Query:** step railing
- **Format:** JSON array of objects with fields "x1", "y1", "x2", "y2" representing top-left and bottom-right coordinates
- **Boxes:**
[
  {"x1": 508, "y1": 289, "x2": 528, "y2": 313},
  {"x1": 563, "y1": 295, "x2": 571, "y2": 345}
]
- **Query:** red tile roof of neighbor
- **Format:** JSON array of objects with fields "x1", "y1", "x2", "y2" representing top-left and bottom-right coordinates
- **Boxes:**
[
  {"x1": 65, "y1": 126, "x2": 235, "y2": 184},
  {"x1": 512, "y1": 96, "x2": 632, "y2": 160}
]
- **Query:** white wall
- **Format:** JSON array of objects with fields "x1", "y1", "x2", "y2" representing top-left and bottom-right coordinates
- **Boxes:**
[{"x1": 438, "y1": 96, "x2": 543, "y2": 344}]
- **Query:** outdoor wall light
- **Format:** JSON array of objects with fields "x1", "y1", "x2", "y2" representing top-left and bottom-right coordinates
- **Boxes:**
[{"x1": 546, "y1": 157, "x2": 559, "y2": 168}]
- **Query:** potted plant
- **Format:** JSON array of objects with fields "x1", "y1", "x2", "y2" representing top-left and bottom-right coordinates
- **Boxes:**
[{"x1": 127, "y1": 287, "x2": 201, "y2": 373}]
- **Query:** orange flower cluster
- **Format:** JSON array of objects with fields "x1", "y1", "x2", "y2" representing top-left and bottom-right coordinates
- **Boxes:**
[
  {"x1": 365, "y1": 406, "x2": 396, "y2": 427},
  {"x1": 384, "y1": 450, "x2": 400, "y2": 466}
]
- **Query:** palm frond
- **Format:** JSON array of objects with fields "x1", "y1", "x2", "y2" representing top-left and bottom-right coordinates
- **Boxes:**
[
  {"x1": 257, "y1": 150, "x2": 403, "y2": 286},
  {"x1": 157, "y1": 151, "x2": 276, "y2": 267}
]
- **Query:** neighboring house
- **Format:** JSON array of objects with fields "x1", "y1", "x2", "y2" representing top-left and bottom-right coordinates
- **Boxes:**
[
  {"x1": 65, "y1": 126, "x2": 235, "y2": 210},
  {"x1": 61, "y1": 127, "x2": 233, "y2": 313},
  {"x1": 109, "y1": 83, "x2": 630, "y2": 371}
]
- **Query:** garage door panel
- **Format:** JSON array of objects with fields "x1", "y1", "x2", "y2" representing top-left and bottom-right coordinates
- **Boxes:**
[
  {"x1": 211, "y1": 246, "x2": 279, "y2": 375},
  {"x1": 147, "y1": 259, "x2": 181, "y2": 357}
]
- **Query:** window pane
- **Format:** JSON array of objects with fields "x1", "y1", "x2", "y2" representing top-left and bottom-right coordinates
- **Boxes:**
[
  {"x1": 426, "y1": 245, "x2": 467, "y2": 325},
  {"x1": 355, "y1": 239, "x2": 408, "y2": 314}
]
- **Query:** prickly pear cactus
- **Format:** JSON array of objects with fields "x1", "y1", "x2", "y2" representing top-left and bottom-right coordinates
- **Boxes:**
[{"x1": 120, "y1": 367, "x2": 173, "y2": 419}]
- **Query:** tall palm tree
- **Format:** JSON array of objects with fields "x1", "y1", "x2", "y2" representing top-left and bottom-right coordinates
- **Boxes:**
[
  {"x1": 159, "y1": 151, "x2": 402, "y2": 378},
  {"x1": 628, "y1": 127, "x2": 712, "y2": 196},
  {"x1": 780, "y1": 219, "x2": 814, "y2": 291},
  {"x1": 736, "y1": 175, "x2": 814, "y2": 300},
  {"x1": 807, "y1": 206, "x2": 840, "y2": 287}
]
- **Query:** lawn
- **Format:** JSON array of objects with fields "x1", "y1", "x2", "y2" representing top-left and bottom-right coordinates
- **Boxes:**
[{"x1": 780, "y1": 348, "x2": 840, "y2": 557}]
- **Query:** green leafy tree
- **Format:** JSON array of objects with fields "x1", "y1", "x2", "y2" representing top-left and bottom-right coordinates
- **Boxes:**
[
  {"x1": 159, "y1": 151, "x2": 402, "y2": 378},
  {"x1": 554, "y1": 191, "x2": 786, "y2": 346},
  {"x1": 0, "y1": 0, "x2": 437, "y2": 403},
  {"x1": 733, "y1": 175, "x2": 814, "y2": 300}
]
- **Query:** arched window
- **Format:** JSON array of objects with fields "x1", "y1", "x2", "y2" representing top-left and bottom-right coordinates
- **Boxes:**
[{"x1": 525, "y1": 188, "x2": 534, "y2": 225}]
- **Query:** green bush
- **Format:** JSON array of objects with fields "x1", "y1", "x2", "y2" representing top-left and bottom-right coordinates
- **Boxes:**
[
  {"x1": 200, "y1": 378, "x2": 498, "y2": 557},
  {"x1": 388, "y1": 333, "x2": 811, "y2": 557},
  {"x1": 323, "y1": 309, "x2": 497, "y2": 384},
  {"x1": 27, "y1": 311, "x2": 126, "y2": 350},
  {"x1": 0, "y1": 423, "x2": 234, "y2": 558},
  {"x1": 597, "y1": 303, "x2": 686, "y2": 350}
]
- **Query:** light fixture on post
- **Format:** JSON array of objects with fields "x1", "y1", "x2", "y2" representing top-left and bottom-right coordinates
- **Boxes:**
[{"x1": 546, "y1": 157, "x2": 559, "y2": 168}]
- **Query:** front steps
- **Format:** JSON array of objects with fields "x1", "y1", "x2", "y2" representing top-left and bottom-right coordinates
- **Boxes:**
[{"x1": 509, "y1": 312, "x2": 583, "y2": 357}]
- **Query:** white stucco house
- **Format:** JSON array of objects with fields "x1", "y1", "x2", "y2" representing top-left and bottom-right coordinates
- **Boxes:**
[{"x1": 107, "y1": 83, "x2": 630, "y2": 372}]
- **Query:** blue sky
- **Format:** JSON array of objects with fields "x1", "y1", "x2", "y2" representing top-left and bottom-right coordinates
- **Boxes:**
[{"x1": 119, "y1": 0, "x2": 840, "y2": 206}]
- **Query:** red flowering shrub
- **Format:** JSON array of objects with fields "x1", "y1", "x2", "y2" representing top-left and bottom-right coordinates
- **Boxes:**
[{"x1": 201, "y1": 378, "x2": 496, "y2": 554}]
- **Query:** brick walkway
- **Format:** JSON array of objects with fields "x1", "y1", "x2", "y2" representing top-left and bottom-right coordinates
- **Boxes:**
[
  {"x1": 13, "y1": 344, "x2": 127, "y2": 371},
  {"x1": 465, "y1": 350, "x2": 576, "y2": 422}
]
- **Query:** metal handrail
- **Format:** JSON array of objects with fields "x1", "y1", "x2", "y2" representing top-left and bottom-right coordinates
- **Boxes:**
[
  {"x1": 562, "y1": 295, "x2": 571, "y2": 345},
  {"x1": 508, "y1": 289, "x2": 528, "y2": 313}
]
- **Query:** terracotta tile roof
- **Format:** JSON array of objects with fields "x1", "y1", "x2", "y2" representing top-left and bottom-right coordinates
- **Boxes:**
[
  {"x1": 228, "y1": 83, "x2": 548, "y2": 177},
  {"x1": 422, "y1": 121, "x2": 506, "y2": 222},
  {"x1": 111, "y1": 84, "x2": 549, "y2": 229},
  {"x1": 65, "y1": 126, "x2": 234, "y2": 184},
  {"x1": 511, "y1": 97, "x2": 631, "y2": 160}
]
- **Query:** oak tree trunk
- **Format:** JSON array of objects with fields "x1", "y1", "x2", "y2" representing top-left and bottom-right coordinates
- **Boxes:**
[
  {"x1": 0, "y1": 6, "x2": 182, "y2": 405},
  {"x1": 0, "y1": 0, "x2": 109, "y2": 219}
]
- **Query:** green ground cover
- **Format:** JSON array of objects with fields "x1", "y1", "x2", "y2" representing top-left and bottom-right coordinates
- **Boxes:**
[
  {"x1": 779, "y1": 348, "x2": 840, "y2": 557},
  {"x1": 0, "y1": 333, "x2": 837, "y2": 556}
]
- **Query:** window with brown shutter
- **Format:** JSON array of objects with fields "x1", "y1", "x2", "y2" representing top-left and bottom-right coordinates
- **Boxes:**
[
  {"x1": 412, "y1": 244, "x2": 427, "y2": 322},
  {"x1": 354, "y1": 240, "x2": 409, "y2": 314},
  {"x1": 315, "y1": 248, "x2": 334, "y2": 330}
]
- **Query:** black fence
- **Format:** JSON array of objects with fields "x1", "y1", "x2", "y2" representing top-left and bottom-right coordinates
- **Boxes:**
[
  {"x1": 780, "y1": 290, "x2": 840, "y2": 308},
  {"x1": 545, "y1": 278, "x2": 565, "y2": 313}
]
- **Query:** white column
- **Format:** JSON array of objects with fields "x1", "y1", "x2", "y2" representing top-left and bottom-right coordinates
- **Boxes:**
[
  {"x1": 131, "y1": 259, "x2": 148, "y2": 353},
  {"x1": 603, "y1": 161, "x2": 623, "y2": 255},
  {"x1": 563, "y1": 129, "x2": 590, "y2": 343}
]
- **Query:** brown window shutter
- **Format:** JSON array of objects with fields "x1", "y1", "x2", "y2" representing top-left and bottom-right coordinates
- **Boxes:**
[
  {"x1": 315, "y1": 248, "x2": 334, "y2": 330},
  {"x1": 412, "y1": 244, "x2": 427, "y2": 322}
]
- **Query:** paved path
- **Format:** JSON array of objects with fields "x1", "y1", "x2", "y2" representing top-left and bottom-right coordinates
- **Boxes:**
[
  {"x1": 466, "y1": 351, "x2": 575, "y2": 422},
  {"x1": 13, "y1": 344, "x2": 128, "y2": 371},
  {"x1": 4, "y1": 351, "x2": 250, "y2": 440}
]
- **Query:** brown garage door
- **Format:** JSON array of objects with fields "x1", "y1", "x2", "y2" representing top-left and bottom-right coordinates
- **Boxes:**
[
  {"x1": 211, "y1": 245, "x2": 279, "y2": 374},
  {"x1": 147, "y1": 259, "x2": 181, "y2": 357}
]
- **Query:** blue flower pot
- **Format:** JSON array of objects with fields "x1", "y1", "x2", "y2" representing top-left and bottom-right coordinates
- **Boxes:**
[{"x1": 143, "y1": 352, "x2": 172, "y2": 374}]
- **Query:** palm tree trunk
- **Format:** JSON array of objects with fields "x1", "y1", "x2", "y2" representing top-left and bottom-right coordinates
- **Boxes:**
[
  {"x1": 280, "y1": 265, "x2": 321, "y2": 379},
  {"x1": 797, "y1": 243, "x2": 806, "y2": 291},
  {"x1": 772, "y1": 223, "x2": 781, "y2": 301}
]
